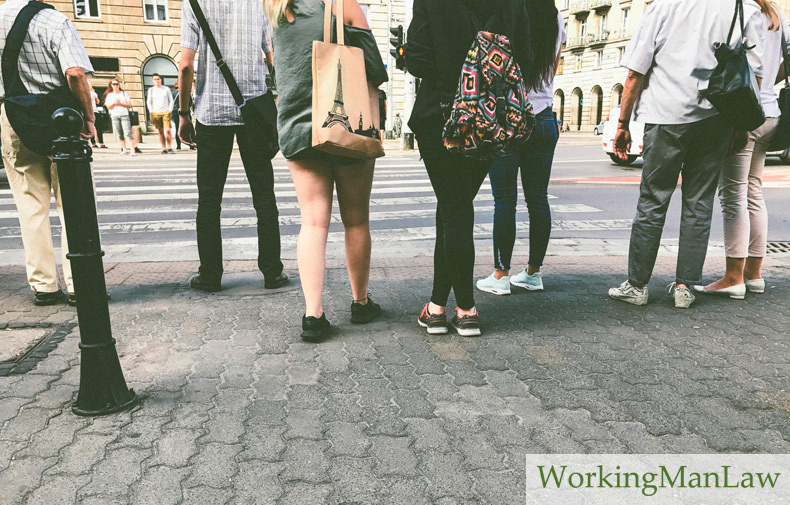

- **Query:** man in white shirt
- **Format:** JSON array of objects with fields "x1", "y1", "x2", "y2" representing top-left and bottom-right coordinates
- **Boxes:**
[
  {"x1": 608, "y1": 0, "x2": 765, "y2": 309},
  {"x1": 146, "y1": 73, "x2": 174, "y2": 153}
]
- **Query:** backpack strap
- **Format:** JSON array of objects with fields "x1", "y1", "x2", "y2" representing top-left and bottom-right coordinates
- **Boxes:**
[
  {"x1": 467, "y1": 5, "x2": 497, "y2": 34},
  {"x1": 1, "y1": 1, "x2": 55, "y2": 98}
]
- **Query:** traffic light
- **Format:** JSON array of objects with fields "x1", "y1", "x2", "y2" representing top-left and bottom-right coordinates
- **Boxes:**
[{"x1": 390, "y1": 25, "x2": 406, "y2": 71}]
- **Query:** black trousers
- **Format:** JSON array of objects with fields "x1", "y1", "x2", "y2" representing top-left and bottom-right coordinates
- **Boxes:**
[
  {"x1": 195, "y1": 122, "x2": 283, "y2": 282},
  {"x1": 173, "y1": 113, "x2": 181, "y2": 150},
  {"x1": 420, "y1": 143, "x2": 492, "y2": 310}
]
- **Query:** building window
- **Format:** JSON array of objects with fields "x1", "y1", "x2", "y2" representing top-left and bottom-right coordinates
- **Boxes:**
[
  {"x1": 621, "y1": 8, "x2": 630, "y2": 38},
  {"x1": 599, "y1": 13, "x2": 608, "y2": 38},
  {"x1": 618, "y1": 47, "x2": 626, "y2": 63},
  {"x1": 580, "y1": 19, "x2": 587, "y2": 42},
  {"x1": 563, "y1": 0, "x2": 570, "y2": 9},
  {"x1": 563, "y1": 21, "x2": 569, "y2": 47},
  {"x1": 74, "y1": 0, "x2": 100, "y2": 18},
  {"x1": 594, "y1": 50, "x2": 603, "y2": 68},
  {"x1": 576, "y1": 55, "x2": 583, "y2": 72},
  {"x1": 558, "y1": 57, "x2": 565, "y2": 75},
  {"x1": 144, "y1": 0, "x2": 168, "y2": 22}
]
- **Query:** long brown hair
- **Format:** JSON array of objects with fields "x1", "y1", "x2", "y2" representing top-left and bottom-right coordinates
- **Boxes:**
[
  {"x1": 103, "y1": 79, "x2": 124, "y2": 101},
  {"x1": 754, "y1": 0, "x2": 781, "y2": 31}
]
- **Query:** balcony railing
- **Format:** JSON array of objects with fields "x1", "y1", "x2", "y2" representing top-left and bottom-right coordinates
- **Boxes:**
[
  {"x1": 570, "y1": 0, "x2": 590, "y2": 15},
  {"x1": 590, "y1": 0, "x2": 612, "y2": 10}
]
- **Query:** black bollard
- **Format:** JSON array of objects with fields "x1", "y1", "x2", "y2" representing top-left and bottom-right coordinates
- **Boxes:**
[{"x1": 52, "y1": 108, "x2": 139, "y2": 417}]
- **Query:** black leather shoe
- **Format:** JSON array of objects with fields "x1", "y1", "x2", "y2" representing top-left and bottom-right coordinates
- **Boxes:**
[
  {"x1": 190, "y1": 274, "x2": 221, "y2": 292},
  {"x1": 34, "y1": 289, "x2": 66, "y2": 306},
  {"x1": 301, "y1": 314, "x2": 331, "y2": 343},
  {"x1": 68, "y1": 292, "x2": 111, "y2": 307},
  {"x1": 350, "y1": 296, "x2": 382, "y2": 324},
  {"x1": 264, "y1": 272, "x2": 289, "y2": 289}
]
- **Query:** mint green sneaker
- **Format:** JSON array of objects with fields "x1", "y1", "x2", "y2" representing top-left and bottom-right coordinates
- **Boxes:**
[
  {"x1": 510, "y1": 269, "x2": 544, "y2": 291},
  {"x1": 476, "y1": 272, "x2": 511, "y2": 296}
]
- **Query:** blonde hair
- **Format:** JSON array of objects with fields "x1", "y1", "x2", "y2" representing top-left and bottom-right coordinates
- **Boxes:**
[
  {"x1": 263, "y1": 0, "x2": 291, "y2": 27},
  {"x1": 754, "y1": 0, "x2": 781, "y2": 31}
]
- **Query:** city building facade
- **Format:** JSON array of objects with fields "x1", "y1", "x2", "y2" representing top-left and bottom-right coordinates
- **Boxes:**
[
  {"x1": 553, "y1": 0, "x2": 790, "y2": 132},
  {"x1": 0, "y1": 0, "x2": 409, "y2": 132}
]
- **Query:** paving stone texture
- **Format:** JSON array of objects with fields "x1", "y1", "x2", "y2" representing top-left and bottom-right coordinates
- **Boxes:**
[{"x1": 1, "y1": 254, "x2": 790, "y2": 504}]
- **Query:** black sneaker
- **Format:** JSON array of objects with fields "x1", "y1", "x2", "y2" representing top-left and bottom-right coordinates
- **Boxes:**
[
  {"x1": 451, "y1": 308, "x2": 482, "y2": 337},
  {"x1": 134, "y1": 147, "x2": 143, "y2": 154},
  {"x1": 34, "y1": 289, "x2": 66, "y2": 306},
  {"x1": 301, "y1": 314, "x2": 331, "y2": 342},
  {"x1": 350, "y1": 296, "x2": 382, "y2": 324},
  {"x1": 264, "y1": 272, "x2": 289, "y2": 289},
  {"x1": 190, "y1": 274, "x2": 221, "y2": 292},
  {"x1": 161, "y1": 149, "x2": 169, "y2": 154},
  {"x1": 417, "y1": 303, "x2": 448, "y2": 335},
  {"x1": 167, "y1": 149, "x2": 175, "y2": 154}
]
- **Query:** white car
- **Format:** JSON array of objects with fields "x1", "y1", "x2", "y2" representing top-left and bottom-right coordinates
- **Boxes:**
[{"x1": 602, "y1": 106, "x2": 645, "y2": 166}]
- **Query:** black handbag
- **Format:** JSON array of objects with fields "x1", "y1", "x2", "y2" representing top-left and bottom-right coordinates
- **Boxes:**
[
  {"x1": 187, "y1": 0, "x2": 279, "y2": 159},
  {"x1": 769, "y1": 30, "x2": 790, "y2": 150},
  {"x1": 1, "y1": 1, "x2": 83, "y2": 157},
  {"x1": 702, "y1": 0, "x2": 765, "y2": 132}
]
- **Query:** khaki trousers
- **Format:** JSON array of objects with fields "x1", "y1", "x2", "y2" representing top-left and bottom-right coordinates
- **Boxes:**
[{"x1": 1, "y1": 104, "x2": 73, "y2": 294}]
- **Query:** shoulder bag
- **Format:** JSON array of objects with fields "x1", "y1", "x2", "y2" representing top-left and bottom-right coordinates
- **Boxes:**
[
  {"x1": 701, "y1": 0, "x2": 765, "y2": 132},
  {"x1": 769, "y1": 28, "x2": 790, "y2": 150},
  {"x1": 187, "y1": 0, "x2": 279, "y2": 159},
  {"x1": 1, "y1": 1, "x2": 83, "y2": 157}
]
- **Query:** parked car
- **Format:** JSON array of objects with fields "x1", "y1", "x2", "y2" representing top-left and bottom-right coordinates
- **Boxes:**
[
  {"x1": 593, "y1": 120, "x2": 606, "y2": 135},
  {"x1": 602, "y1": 106, "x2": 645, "y2": 166}
]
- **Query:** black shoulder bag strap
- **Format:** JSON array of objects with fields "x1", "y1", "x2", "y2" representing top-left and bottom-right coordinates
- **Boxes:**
[
  {"x1": 187, "y1": 0, "x2": 245, "y2": 107},
  {"x1": 1, "y1": 1, "x2": 55, "y2": 98},
  {"x1": 726, "y1": 0, "x2": 748, "y2": 48}
]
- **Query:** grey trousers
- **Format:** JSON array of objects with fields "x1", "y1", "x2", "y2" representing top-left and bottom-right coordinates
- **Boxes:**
[{"x1": 628, "y1": 115, "x2": 732, "y2": 288}]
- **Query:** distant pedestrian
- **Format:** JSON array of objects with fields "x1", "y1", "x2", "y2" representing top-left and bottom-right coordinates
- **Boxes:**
[
  {"x1": 0, "y1": 0, "x2": 95, "y2": 305},
  {"x1": 104, "y1": 79, "x2": 138, "y2": 156},
  {"x1": 90, "y1": 89, "x2": 107, "y2": 148},
  {"x1": 147, "y1": 73, "x2": 174, "y2": 154},
  {"x1": 265, "y1": 0, "x2": 387, "y2": 342},
  {"x1": 407, "y1": 0, "x2": 533, "y2": 337},
  {"x1": 609, "y1": 0, "x2": 764, "y2": 309},
  {"x1": 393, "y1": 112, "x2": 402, "y2": 138},
  {"x1": 697, "y1": 0, "x2": 786, "y2": 299},
  {"x1": 171, "y1": 80, "x2": 182, "y2": 151},
  {"x1": 179, "y1": 0, "x2": 288, "y2": 294},
  {"x1": 476, "y1": 0, "x2": 566, "y2": 297}
]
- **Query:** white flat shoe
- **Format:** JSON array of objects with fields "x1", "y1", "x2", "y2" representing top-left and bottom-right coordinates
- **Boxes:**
[
  {"x1": 745, "y1": 278, "x2": 765, "y2": 294},
  {"x1": 693, "y1": 284, "x2": 746, "y2": 300}
]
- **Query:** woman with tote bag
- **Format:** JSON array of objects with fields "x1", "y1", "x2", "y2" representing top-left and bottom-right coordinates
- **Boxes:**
[
  {"x1": 696, "y1": 0, "x2": 786, "y2": 299},
  {"x1": 265, "y1": 0, "x2": 387, "y2": 342}
]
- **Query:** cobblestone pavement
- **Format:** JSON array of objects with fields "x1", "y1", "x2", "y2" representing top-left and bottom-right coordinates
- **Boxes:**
[{"x1": 2, "y1": 254, "x2": 790, "y2": 504}]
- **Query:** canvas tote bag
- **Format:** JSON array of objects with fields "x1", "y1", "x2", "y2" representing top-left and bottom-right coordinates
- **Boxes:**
[{"x1": 312, "y1": 0, "x2": 385, "y2": 159}]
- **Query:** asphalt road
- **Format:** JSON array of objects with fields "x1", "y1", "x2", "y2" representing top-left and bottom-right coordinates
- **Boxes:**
[{"x1": 1, "y1": 137, "x2": 789, "y2": 265}]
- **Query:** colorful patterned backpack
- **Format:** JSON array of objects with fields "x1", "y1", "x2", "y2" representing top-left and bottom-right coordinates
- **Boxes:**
[{"x1": 442, "y1": 31, "x2": 534, "y2": 159}]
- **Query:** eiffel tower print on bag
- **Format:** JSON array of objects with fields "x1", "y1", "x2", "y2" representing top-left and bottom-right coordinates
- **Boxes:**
[
  {"x1": 312, "y1": 0, "x2": 385, "y2": 160},
  {"x1": 442, "y1": 7, "x2": 534, "y2": 159}
]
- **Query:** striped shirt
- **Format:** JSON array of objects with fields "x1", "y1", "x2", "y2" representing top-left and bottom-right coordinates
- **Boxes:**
[
  {"x1": 181, "y1": 0, "x2": 272, "y2": 126},
  {"x1": 0, "y1": 0, "x2": 93, "y2": 99}
]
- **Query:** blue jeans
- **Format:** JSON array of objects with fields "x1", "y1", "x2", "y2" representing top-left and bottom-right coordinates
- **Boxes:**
[{"x1": 489, "y1": 108, "x2": 558, "y2": 271}]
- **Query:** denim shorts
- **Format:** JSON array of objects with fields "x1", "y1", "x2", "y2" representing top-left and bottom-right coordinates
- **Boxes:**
[{"x1": 111, "y1": 115, "x2": 132, "y2": 141}]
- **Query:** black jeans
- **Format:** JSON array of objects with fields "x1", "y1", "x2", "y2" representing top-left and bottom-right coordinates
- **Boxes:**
[
  {"x1": 628, "y1": 115, "x2": 732, "y2": 287},
  {"x1": 173, "y1": 113, "x2": 181, "y2": 150},
  {"x1": 489, "y1": 108, "x2": 558, "y2": 271},
  {"x1": 420, "y1": 146, "x2": 491, "y2": 310},
  {"x1": 195, "y1": 122, "x2": 283, "y2": 282}
]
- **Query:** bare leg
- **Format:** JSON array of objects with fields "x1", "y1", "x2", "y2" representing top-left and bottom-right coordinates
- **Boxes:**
[
  {"x1": 166, "y1": 128, "x2": 173, "y2": 150},
  {"x1": 744, "y1": 257, "x2": 763, "y2": 281},
  {"x1": 158, "y1": 127, "x2": 167, "y2": 150},
  {"x1": 289, "y1": 159, "x2": 334, "y2": 318},
  {"x1": 335, "y1": 159, "x2": 375, "y2": 303},
  {"x1": 705, "y1": 257, "x2": 745, "y2": 290}
]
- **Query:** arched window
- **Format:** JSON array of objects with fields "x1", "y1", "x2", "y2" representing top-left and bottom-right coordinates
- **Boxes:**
[{"x1": 142, "y1": 56, "x2": 178, "y2": 119}]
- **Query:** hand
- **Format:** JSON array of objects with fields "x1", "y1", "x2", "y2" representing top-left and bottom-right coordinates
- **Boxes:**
[
  {"x1": 81, "y1": 119, "x2": 96, "y2": 141},
  {"x1": 179, "y1": 117, "x2": 197, "y2": 147},
  {"x1": 730, "y1": 130, "x2": 749, "y2": 154},
  {"x1": 614, "y1": 127, "x2": 632, "y2": 161}
]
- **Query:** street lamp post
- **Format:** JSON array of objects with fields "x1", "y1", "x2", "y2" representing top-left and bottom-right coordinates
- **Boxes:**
[{"x1": 51, "y1": 108, "x2": 139, "y2": 417}]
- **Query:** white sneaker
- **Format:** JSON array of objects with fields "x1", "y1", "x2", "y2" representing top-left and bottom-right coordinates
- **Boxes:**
[
  {"x1": 746, "y1": 278, "x2": 765, "y2": 294},
  {"x1": 510, "y1": 269, "x2": 544, "y2": 291},
  {"x1": 476, "y1": 273, "x2": 511, "y2": 296},
  {"x1": 692, "y1": 283, "x2": 746, "y2": 300},
  {"x1": 670, "y1": 283, "x2": 696, "y2": 309},
  {"x1": 609, "y1": 280, "x2": 648, "y2": 306}
]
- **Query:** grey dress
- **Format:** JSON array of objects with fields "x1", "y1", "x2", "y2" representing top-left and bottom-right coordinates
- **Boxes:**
[{"x1": 272, "y1": 0, "x2": 387, "y2": 160}]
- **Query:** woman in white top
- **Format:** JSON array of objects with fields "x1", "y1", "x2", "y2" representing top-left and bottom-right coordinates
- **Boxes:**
[
  {"x1": 698, "y1": 0, "x2": 785, "y2": 299},
  {"x1": 104, "y1": 79, "x2": 139, "y2": 156},
  {"x1": 476, "y1": 0, "x2": 566, "y2": 297}
]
